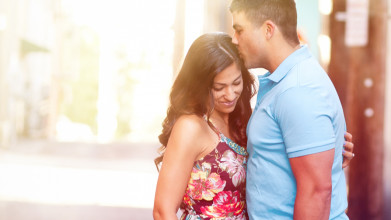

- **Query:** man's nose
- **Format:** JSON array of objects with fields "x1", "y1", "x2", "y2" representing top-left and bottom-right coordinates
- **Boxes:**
[{"x1": 232, "y1": 34, "x2": 238, "y2": 45}]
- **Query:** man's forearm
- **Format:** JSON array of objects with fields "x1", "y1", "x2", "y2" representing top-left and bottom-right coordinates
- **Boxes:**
[
  {"x1": 293, "y1": 188, "x2": 332, "y2": 220},
  {"x1": 289, "y1": 149, "x2": 334, "y2": 219}
]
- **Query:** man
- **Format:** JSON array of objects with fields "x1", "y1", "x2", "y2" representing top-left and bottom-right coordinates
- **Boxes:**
[{"x1": 229, "y1": 0, "x2": 349, "y2": 219}]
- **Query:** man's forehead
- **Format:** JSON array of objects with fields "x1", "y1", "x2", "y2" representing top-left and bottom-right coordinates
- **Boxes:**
[{"x1": 232, "y1": 11, "x2": 249, "y2": 25}]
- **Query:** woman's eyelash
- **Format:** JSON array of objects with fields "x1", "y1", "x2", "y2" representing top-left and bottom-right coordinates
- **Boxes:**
[{"x1": 233, "y1": 80, "x2": 242, "y2": 85}]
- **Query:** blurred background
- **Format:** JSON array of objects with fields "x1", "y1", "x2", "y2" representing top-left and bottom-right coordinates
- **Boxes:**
[{"x1": 0, "y1": 0, "x2": 390, "y2": 219}]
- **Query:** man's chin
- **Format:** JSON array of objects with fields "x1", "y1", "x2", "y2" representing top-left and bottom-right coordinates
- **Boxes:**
[
  {"x1": 244, "y1": 61, "x2": 254, "y2": 69},
  {"x1": 241, "y1": 56, "x2": 256, "y2": 69}
]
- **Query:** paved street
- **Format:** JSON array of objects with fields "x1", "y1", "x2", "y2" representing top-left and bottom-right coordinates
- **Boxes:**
[{"x1": 0, "y1": 140, "x2": 160, "y2": 220}]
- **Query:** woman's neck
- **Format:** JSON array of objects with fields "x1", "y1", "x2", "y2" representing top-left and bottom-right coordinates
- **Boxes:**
[{"x1": 209, "y1": 111, "x2": 229, "y2": 128}]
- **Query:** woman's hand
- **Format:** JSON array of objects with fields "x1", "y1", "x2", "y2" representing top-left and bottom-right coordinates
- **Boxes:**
[{"x1": 342, "y1": 132, "x2": 354, "y2": 168}]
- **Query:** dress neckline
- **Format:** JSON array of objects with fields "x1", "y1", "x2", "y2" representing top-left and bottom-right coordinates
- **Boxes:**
[{"x1": 202, "y1": 115, "x2": 247, "y2": 156}]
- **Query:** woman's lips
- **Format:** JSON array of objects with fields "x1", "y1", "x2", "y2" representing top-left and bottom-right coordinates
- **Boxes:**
[{"x1": 221, "y1": 100, "x2": 236, "y2": 107}]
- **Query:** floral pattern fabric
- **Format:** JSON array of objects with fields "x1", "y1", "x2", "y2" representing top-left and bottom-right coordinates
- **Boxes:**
[{"x1": 180, "y1": 134, "x2": 248, "y2": 220}]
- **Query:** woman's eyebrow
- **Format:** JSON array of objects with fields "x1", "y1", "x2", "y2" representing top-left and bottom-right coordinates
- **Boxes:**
[{"x1": 214, "y1": 75, "x2": 242, "y2": 86}]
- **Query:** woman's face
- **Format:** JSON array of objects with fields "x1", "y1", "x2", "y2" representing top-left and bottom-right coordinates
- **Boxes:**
[{"x1": 211, "y1": 62, "x2": 243, "y2": 114}]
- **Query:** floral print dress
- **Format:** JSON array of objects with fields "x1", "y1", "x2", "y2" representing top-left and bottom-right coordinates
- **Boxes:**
[{"x1": 180, "y1": 130, "x2": 248, "y2": 220}]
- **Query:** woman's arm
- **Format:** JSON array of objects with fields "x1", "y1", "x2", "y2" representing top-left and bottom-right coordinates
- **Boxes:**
[
  {"x1": 153, "y1": 115, "x2": 208, "y2": 220},
  {"x1": 342, "y1": 132, "x2": 354, "y2": 168}
]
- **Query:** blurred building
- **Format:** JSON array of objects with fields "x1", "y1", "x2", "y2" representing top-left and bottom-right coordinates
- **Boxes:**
[{"x1": 0, "y1": 0, "x2": 61, "y2": 146}]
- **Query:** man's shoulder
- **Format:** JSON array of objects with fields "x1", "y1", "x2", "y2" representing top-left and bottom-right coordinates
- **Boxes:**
[{"x1": 292, "y1": 56, "x2": 327, "y2": 80}]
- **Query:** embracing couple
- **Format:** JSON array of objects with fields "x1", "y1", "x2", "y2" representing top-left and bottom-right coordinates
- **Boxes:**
[{"x1": 153, "y1": 0, "x2": 353, "y2": 219}]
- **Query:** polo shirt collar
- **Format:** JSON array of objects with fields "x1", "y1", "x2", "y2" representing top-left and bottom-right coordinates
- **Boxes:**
[{"x1": 259, "y1": 45, "x2": 312, "y2": 83}]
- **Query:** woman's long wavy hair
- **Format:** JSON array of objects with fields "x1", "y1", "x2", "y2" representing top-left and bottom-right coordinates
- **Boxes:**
[{"x1": 155, "y1": 32, "x2": 256, "y2": 169}]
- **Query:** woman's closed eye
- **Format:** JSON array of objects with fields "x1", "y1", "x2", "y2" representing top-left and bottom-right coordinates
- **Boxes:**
[
  {"x1": 233, "y1": 81, "x2": 242, "y2": 86},
  {"x1": 213, "y1": 87, "x2": 224, "y2": 92}
]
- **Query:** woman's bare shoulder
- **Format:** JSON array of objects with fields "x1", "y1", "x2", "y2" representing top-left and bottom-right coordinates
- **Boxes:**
[
  {"x1": 166, "y1": 114, "x2": 209, "y2": 159},
  {"x1": 172, "y1": 114, "x2": 208, "y2": 137}
]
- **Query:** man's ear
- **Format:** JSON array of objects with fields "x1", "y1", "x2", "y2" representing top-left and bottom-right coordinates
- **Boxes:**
[{"x1": 264, "y1": 20, "x2": 276, "y2": 40}]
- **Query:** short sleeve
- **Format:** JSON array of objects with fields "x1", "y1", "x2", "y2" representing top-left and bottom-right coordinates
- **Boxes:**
[{"x1": 274, "y1": 87, "x2": 336, "y2": 158}]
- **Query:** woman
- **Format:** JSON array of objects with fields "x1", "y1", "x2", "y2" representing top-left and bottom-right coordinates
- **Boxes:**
[{"x1": 153, "y1": 32, "x2": 354, "y2": 219}]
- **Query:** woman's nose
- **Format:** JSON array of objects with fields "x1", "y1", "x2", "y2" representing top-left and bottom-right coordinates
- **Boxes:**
[{"x1": 224, "y1": 87, "x2": 236, "y2": 101}]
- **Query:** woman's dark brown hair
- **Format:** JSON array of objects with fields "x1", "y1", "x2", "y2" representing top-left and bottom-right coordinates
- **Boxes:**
[{"x1": 155, "y1": 32, "x2": 256, "y2": 169}]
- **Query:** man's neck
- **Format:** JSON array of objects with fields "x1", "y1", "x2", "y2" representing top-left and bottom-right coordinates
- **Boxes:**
[{"x1": 268, "y1": 43, "x2": 301, "y2": 74}]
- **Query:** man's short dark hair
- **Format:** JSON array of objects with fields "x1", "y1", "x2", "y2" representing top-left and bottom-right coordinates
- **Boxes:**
[{"x1": 230, "y1": 0, "x2": 300, "y2": 46}]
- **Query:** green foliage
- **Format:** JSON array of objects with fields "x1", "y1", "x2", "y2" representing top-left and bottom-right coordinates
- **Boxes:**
[
  {"x1": 62, "y1": 27, "x2": 99, "y2": 134},
  {"x1": 114, "y1": 47, "x2": 136, "y2": 138}
]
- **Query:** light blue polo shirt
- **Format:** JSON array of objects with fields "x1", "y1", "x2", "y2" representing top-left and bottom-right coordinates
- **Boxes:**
[{"x1": 246, "y1": 45, "x2": 348, "y2": 219}]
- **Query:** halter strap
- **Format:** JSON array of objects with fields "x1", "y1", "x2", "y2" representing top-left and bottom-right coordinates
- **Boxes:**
[{"x1": 203, "y1": 115, "x2": 221, "y2": 137}]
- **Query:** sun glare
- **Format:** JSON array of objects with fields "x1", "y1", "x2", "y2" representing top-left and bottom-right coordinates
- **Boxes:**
[{"x1": 58, "y1": 0, "x2": 177, "y2": 142}]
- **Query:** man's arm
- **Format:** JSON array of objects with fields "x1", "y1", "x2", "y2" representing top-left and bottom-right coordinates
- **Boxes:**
[
  {"x1": 275, "y1": 87, "x2": 341, "y2": 219},
  {"x1": 289, "y1": 148, "x2": 334, "y2": 220}
]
